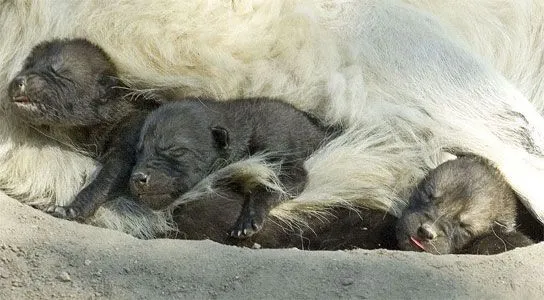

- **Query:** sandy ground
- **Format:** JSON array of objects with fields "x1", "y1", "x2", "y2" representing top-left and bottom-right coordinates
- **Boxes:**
[{"x1": 0, "y1": 192, "x2": 543, "y2": 299}]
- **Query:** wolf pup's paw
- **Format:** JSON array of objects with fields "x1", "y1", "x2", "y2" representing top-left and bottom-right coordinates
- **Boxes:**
[
  {"x1": 229, "y1": 214, "x2": 264, "y2": 238},
  {"x1": 45, "y1": 205, "x2": 84, "y2": 221}
]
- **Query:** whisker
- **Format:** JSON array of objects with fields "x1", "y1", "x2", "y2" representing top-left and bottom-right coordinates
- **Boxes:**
[
  {"x1": 430, "y1": 213, "x2": 445, "y2": 227},
  {"x1": 491, "y1": 226, "x2": 508, "y2": 252},
  {"x1": 427, "y1": 240, "x2": 442, "y2": 255}
]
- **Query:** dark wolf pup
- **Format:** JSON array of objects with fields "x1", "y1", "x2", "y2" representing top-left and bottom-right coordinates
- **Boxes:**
[
  {"x1": 130, "y1": 99, "x2": 338, "y2": 238},
  {"x1": 8, "y1": 38, "x2": 161, "y2": 219},
  {"x1": 8, "y1": 37, "x2": 339, "y2": 240},
  {"x1": 8, "y1": 38, "x2": 540, "y2": 253},
  {"x1": 396, "y1": 155, "x2": 535, "y2": 255}
]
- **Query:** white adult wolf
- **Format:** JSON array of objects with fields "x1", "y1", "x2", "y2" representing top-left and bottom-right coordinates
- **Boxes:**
[{"x1": 1, "y1": 0, "x2": 543, "y2": 238}]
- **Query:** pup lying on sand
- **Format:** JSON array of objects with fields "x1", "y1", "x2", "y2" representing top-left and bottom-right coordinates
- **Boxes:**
[
  {"x1": 396, "y1": 155, "x2": 534, "y2": 255},
  {"x1": 7, "y1": 38, "x2": 161, "y2": 220},
  {"x1": 131, "y1": 99, "x2": 337, "y2": 238},
  {"x1": 9, "y1": 38, "x2": 539, "y2": 252},
  {"x1": 8, "y1": 38, "x2": 337, "y2": 240}
]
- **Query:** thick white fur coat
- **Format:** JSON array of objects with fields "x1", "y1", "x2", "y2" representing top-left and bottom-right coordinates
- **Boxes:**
[{"x1": 1, "y1": 0, "x2": 544, "y2": 238}]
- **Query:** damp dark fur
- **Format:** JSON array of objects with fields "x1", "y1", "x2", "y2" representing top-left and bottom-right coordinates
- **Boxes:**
[
  {"x1": 9, "y1": 38, "x2": 366, "y2": 245},
  {"x1": 11, "y1": 39, "x2": 541, "y2": 252},
  {"x1": 8, "y1": 38, "x2": 161, "y2": 219},
  {"x1": 396, "y1": 155, "x2": 535, "y2": 255},
  {"x1": 131, "y1": 99, "x2": 338, "y2": 238},
  {"x1": 8, "y1": 38, "x2": 131, "y2": 129}
]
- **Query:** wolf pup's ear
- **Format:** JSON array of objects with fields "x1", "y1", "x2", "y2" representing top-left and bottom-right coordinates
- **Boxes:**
[{"x1": 211, "y1": 126, "x2": 229, "y2": 150}]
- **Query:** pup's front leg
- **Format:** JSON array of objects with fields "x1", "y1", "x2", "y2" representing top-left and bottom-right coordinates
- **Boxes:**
[
  {"x1": 47, "y1": 152, "x2": 134, "y2": 221},
  {"x1": 229, "y1": 187, "x2": 280, "y2": 238},
  {"x1": 229, "y1": 162, "x2": 307, "y2": 238}
]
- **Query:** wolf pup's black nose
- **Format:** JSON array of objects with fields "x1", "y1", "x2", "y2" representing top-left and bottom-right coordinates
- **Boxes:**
[
  {"x1": 417, "y1": 223, "x2": 436, "y2": 240},
  {"x1": 9, "y1": 75, "x2": 28, "y2": 100},
  {"x1": 130, "y1": 172, "x2": 149, "y2": 193}
]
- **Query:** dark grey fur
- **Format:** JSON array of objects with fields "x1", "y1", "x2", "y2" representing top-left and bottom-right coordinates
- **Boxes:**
[
  {"x1": 131, "y1": 99, "x2": 336, "y2": 238},
  {"x1": 396, "y1": 155, "x2": 534, "y2": 254},
  {"x1": 8, "y1": 38, "x2": 160, "y2": 219},
  {"x1": 8, "y1": 39, "x2": 539, "y2": 250},
  {"x1": 9, "y1": 38, "x2": 337, "y2": 240},
  {"x1": 8, "y1": 38, "x2": 135, "y2": 132}
]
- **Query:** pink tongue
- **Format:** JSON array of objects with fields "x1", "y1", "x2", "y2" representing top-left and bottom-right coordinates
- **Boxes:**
[{"x1": 410, "y1": 236, "x2": 426, "y2": 251}]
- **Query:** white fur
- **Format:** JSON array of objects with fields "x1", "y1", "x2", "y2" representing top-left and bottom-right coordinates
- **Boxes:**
[
  {"x1": 2, "y1": 0, "x2": 544, "y2": 238},
  {"x1": 169, "y1": 155, "x2": 288, "y2": 209}
]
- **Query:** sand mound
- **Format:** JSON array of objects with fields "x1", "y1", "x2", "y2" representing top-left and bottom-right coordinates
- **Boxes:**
[{"x1": 0, "y1": 192, "x2": 542, "y2": 299}]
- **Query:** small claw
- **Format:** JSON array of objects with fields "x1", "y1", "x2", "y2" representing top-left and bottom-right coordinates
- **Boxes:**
[
  {"x1": 45, "y1": 205, "x2": 83, "y2": 221},
  {"x1": 45, "y1": 205, "x2": 57, "y2": 213},
  {"x1": 229, "y1": 216, "x2": 264, "y2": 239},
  {"x1": 65, "y1": 208, "x2": 75, "y2": 219},
  {"x1": 229, "y1": 230, "x2": 241, "y2": 238},
  {"x1": 50, "y1": 206, "x2": 68, "y2": 219}
]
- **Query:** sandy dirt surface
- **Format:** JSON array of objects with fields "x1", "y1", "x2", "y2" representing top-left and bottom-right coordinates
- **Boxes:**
[{"x1": 0, "y1": 192, "x2": 543, "y2": 299}]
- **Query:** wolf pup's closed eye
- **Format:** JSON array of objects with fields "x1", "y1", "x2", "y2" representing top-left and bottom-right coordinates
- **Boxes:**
[
  {"x1": 396, "y1": 155, "x2": 534, "y2": 255},
  {"x1": 8, "y1": 38, "x2": 162, "y2": 220},
  {"x1": 131, "y1": 98, "x2": 339, "y2": 238}
]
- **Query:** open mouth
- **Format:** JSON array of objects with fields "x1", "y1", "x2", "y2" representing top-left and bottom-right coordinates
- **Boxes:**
[
  {"x1": 12, "y1": 95, "x2": 31, "y2": 103},
  {"x1": 409, "y1": 236, "x2": 427, "y2": 252},
  {"x1": 11, "y1": 96, "x2": 39, "y2": 112}
]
